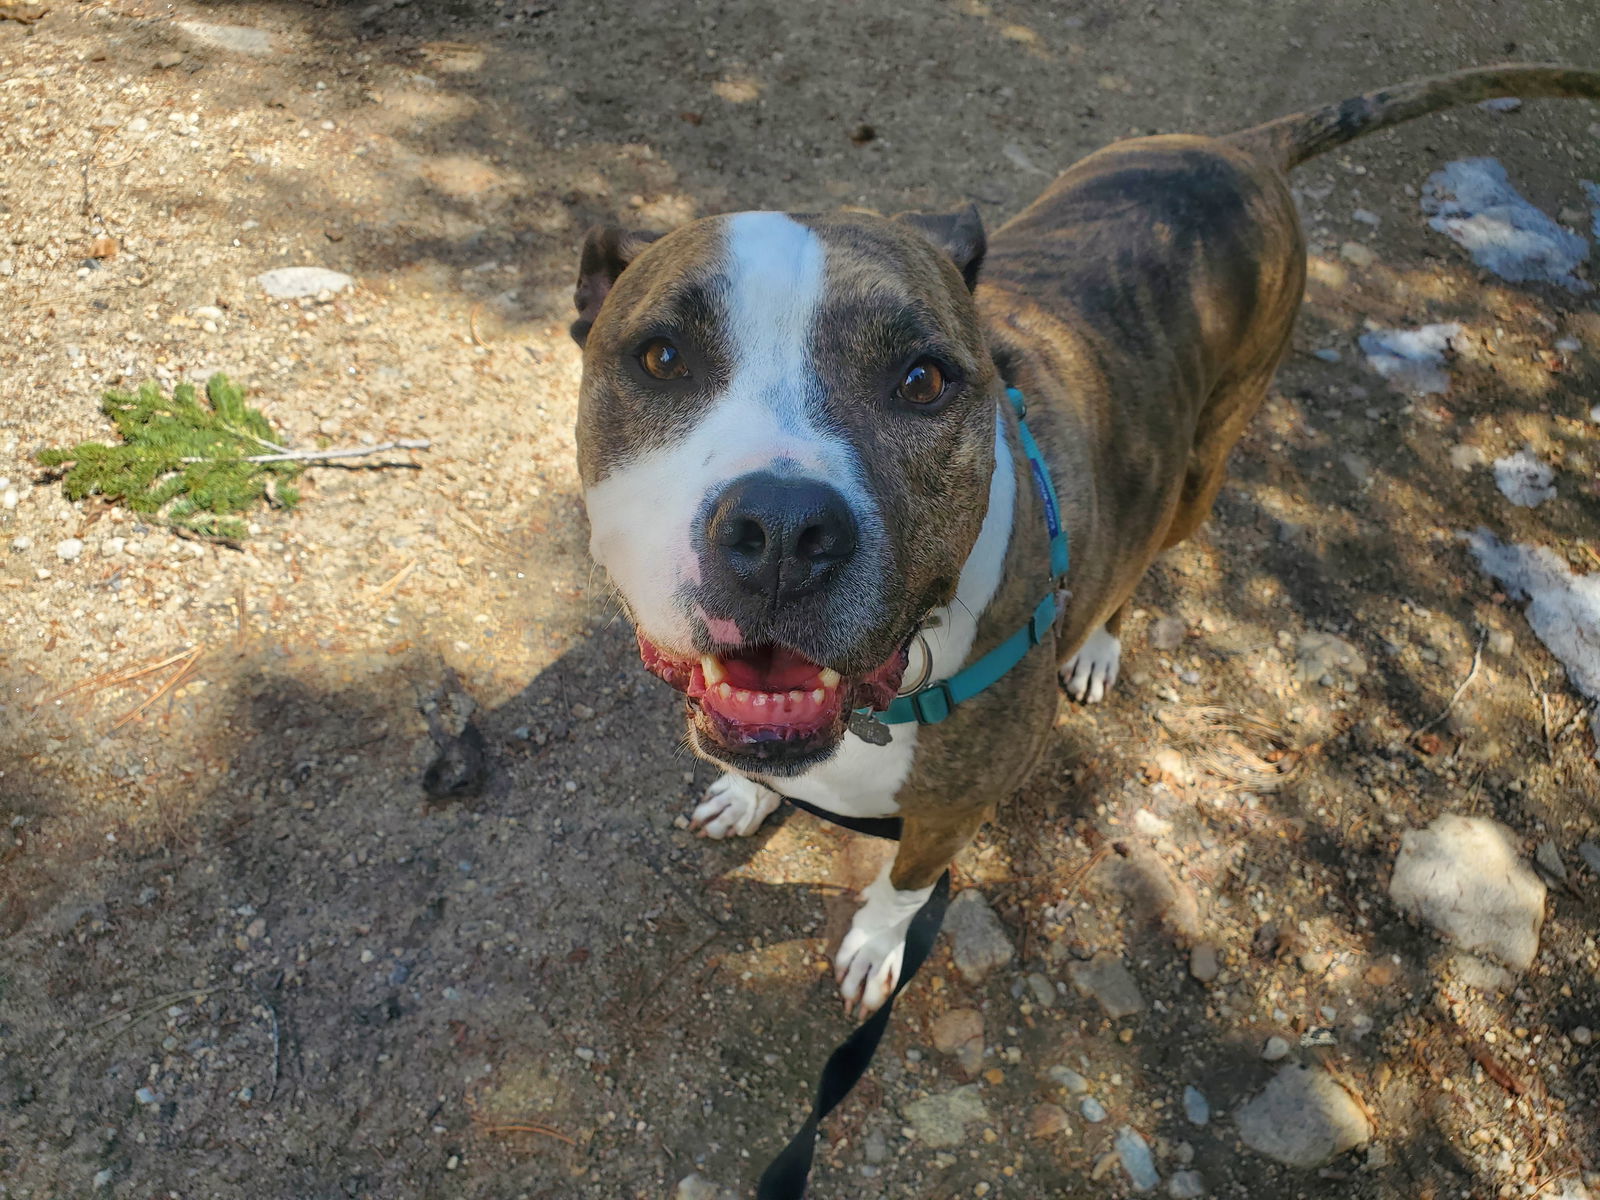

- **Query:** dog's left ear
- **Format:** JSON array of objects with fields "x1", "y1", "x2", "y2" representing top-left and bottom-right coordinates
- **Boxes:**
[
  {"x1": 571, "y1": 225, "x2": 663, "y2": 347},
  {"x1": 893, "y1": 203, "x2": 986, "y2": 291}
]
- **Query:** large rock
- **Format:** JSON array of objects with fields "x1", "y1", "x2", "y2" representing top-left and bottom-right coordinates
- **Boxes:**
[
  {"x1": 1067, "y1": 954, "x2": 1145, "y2": 1019},
  {"x1": 943, "y1": 890, "x2": 1013, "y2": 982},
  {"x1": 177, "y1": 21, "x2": 275, "y2": 55},
  {"x1": 903, "y1": 1085, "x2": 989, "y2": 1148},
  {"x1": 1236, "y1": 1065, "x2": 1373, "y2": 1168},
  {"x1": 1389, "y1": 814, "x2": 1546, "y2": 971},
  {"x1": 257, "y1": 266, "x2": 355, "y2": 299}
]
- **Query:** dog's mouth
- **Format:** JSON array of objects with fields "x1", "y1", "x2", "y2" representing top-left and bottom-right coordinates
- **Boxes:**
[{"x1": 637, "y1": 636, "x2": 907, "y2": 770}]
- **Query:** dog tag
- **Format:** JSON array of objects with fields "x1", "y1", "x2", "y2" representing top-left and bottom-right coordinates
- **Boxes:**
[{"x1": 847, "y1": 709, "x2": 893, "y2": 746}]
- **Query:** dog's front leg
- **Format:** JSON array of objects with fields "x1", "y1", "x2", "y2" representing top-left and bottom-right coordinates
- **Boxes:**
[
  {"x1": 691, "y1": 771, "x2": 781, "y2": 838},
  {"x1": 835, "y1": 810, "x2": 985, "y2": 1015}
]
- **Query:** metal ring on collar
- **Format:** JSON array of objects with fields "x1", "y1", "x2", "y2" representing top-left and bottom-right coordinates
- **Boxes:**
[{"x1": 897, "y1": 630, "x2": 934, "y2": 697}]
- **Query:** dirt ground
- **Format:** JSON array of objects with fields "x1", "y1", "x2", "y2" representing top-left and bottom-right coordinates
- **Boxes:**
[{"x1": 2, "y1": 1, "x2": 1599, "y2": 1197}]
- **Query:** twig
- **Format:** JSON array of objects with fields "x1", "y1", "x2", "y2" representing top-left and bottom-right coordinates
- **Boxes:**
[
  {"x1": 248, "y1": 983, "x2": 283, "y2": 1103},
  {"x1": 1527, "y1": 666, "x2": 1554, "y2": 761},
  {"x1": 478, "y1": 1123, "x2": 578, "y2": 1146},
  {"x1": 1409, "y1": 631, "x2": 1486, "y2": 743},
  {"x1": 35, "y1": 646, "x2": 197, "y2": 708},
  {"x1": 468, "y1": 304, "x2": 489, "y2": 349},
  {"x1": 372, "y1": 558, "x2": 418, "y2": 601},
  {"x1": 85, "y1": 984, "x2": 235, "y2": 1032},
  {"x1": 109, "y1": 647, "x2": 204, "y2": 731},
  {"x1": 180, "y1": 439, "x2": 430, "y2": 465}
]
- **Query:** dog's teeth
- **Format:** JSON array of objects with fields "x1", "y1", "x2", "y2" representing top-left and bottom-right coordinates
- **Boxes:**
[
  {"x1": 752, "y1": 693, "x2": 767, "y2": 707},
  {"x1": 718, "y1": 683, "x2": 733, "y2": 699},
  {"x1": 818, "y1": 668, "x2": 841, "y2": 688},
  {"x1": 788, "y1": 690, "x2": 804, "y2": 706},
  {"x1": 736, "y1": 690, "x2": 751, "y2": 703},
  {"x1": 700, "y1": 655, "x2": 726, "y2": 685},
  {"x1": 811, "y1": 688, "x2": 826, "y2": 704}
]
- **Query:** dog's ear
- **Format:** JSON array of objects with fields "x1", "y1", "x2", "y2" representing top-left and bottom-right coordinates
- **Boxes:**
[
  {"x1": 571, "y1": 225, "x2": 662, "y2": 347},
  {"x1": 892, "y1": 203, "x2": 986, "y2": 291}
]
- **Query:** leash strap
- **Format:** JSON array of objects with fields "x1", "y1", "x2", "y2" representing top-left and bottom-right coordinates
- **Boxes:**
[
  {"x1": 755, "y1": 799, "x2": 951, "y2": 1199},
  {"x1": 876, "y1": 387, "x2": 1068, "y2": 727}
]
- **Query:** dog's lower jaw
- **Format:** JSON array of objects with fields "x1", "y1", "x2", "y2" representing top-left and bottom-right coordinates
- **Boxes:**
[{"x1": 835, "y1": 861, "x2": 936, "y2": 1016}]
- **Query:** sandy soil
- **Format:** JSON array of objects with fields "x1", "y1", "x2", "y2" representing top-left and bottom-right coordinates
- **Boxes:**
[{"x1": 1, "y1": 1, "x2": 1598, "y2": 1198}]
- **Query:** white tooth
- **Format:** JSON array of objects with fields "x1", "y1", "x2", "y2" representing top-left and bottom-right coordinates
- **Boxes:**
[
  {"x1": 788, "y1": 690, "x2": 804, "y2": 706},
  {"x1": 736, "y1": 690, "x2": 751, "y2": 703},
  {"x1": 718, "y1": 683, "x2": 732, "y2": 699},
  {"x1": 752, "y1": 693, "x2": 767, "y2": 706},
  {"x1": 700, "y1": 655, "x2": 726, "y2": 685},
  {"x1": 811, "y1": 689, "x2": 826, "y2": 704},
  {"x1": 819, "y1": 668, "x2": 841, "y2": 688}
]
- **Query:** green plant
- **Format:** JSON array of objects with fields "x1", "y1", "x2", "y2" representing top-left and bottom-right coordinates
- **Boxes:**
[{"x1": 37, "y1": 374, "x2": 302, "y2": 541}]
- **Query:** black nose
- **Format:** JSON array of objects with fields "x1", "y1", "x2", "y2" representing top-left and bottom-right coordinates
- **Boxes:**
[{"x1": 704, "y1": 473, "x2": 859, "y2": 601}]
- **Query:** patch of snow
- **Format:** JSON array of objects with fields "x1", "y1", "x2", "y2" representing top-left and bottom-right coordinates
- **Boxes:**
[
  {"x1": 1420, "y1": 158, "x2": 1591, "y2": 292},
  {"x1": 1465, "y1": 532, "x2": 1600, "y2": 758},
  {"x1": 1357, "y1": 323, "x2": 1461, "y2": 395},
  {"x1": 1492, "y1": 449, "x2": 1556, "y2": 507}
]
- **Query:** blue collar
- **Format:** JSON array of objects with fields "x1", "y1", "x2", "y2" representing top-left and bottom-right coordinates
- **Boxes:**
[{"x1": 873, "y1": 386, "x2": 1069, "y2": 726}]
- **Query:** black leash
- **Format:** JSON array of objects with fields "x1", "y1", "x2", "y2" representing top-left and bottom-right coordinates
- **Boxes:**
[{"x1": 755, "y1": 797, "x2": 952, "y2": 1199}]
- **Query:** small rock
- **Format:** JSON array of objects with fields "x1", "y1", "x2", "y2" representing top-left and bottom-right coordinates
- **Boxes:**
[
  {"x1": 1182, "y1": 1085, "x2": 1210, "y2": 1126},
  {"x1": 177, "y1": 21, "x2": 275, "y2": 55},
  {"x1": 153, "y1": 50, "x2": 184, "y2": 68},
  {"x1": 1352, "y1": 208, "x2": 1381, "y2": 226},
  {"x1": 1048, "y1": 1065, "x2": 1090, "y2": 1094},
  {"x1": 1571, "y1": 1025, "x2": 1592, "y2": 1046},
  {"x1": 1115, "y1": 1125, "x2": 1160, "y2": 1191},
  {"x1": 101, "y1": 535, "x2": 126, "y2": 557},
  {"x1": 1554, "y1": 335, "x2": 1582, "y2": 354},
  {"x1": 944, "y1": 890, "x2": 1014, "y2": 982},
  {"x1": 1235, "y1": 1064, "x2": 1373, "y2": 1168},
  {"x1": 1295, "y1": 632, "x2": 1366, "y2": 685},
  {"x1": 1262, "y1": 1036, "x2": 1291, "y2": 1062},
  {"x1": 1486, "y1": 627, "x2": 1514, "y2": 656},
  {"x1": 931, "y1": 1007, "x2": 984, "y2": 1076},
  {"x1": 1080, "y1": 1096, "x2": 1107, "y2": 1123},
  {"x1": 55, "y1": 538, "x2": 84, "y2": 561},
  {"x1": 1311, "y1": 347, "x2": 1342, "y2": 363},
  {"x1": 1, "y1": 488, "x2": 17, "y2": 510},
  {"x1": 1339, "y1": 240, "x2": 1377, "y2": 267},
  {"x1": 1449, "y1": 444, "x2": 1486, "y2": 471},
  {"x1": 135, "y1": 1086, "x2": 161, "y2": 1105},
  {"x1": 1025, "y1": 972, "x2": 1055, "y2": 1008},
  {"x1": 257, "y1": 266, "x2": 355, "y2": 299},
  {"x1": 1534, "y1": 839, "x2": 1567, "y2": 882},
  {"x1": 1189, "y1": 943, "x2": 1220, "y2": 984},
  {"x1": 1149, "y1": 615, "x2": 1186, "y2": 650},
  {"x1": 93, "y1": 1168, "x2": 114, "y2": 1189},
  {"x1": 10, "y1": 535, "x2": 32, "y2": 552},
  {"x1": 1112, "y1": 844, "x2": 1201, "y2": 939},
  {"x1": 1028, "y1": 1103, "x2": 1070, "y2": 1138},
  {"x1": 864, "y1": 1129, "x2": 888, "y2": 1163},
  {"x1": 1478, "y1": 96, "x2": 1522, "y2": 112},
  {"x1": 1167, "y1": 1170, "x2": 1207, "y2": 1199},
  {"x1": 673, "y1": 1174, "x2": 720, "y2": 1200},
  {"x1": 1389, "y1": 814, "x2": 1546, "y2": 972},
  {"x1": 1067, "y1": 954, "x2": 1145, "y2": 1019},
  {"x1": 1577, "y1": 841, "x2": 1600, "y2": 875},
  {"x1": 903, "y1": 1085, "x2": 989, "y2": 1148}
]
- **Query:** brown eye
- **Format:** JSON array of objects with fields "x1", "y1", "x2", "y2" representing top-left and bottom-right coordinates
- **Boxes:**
[
  {"x1": 896, "y1": 359, "x2": 946, "y2": 406},
  {"x1": 640, "y1": 338, "x2": 689, "y2": 380}
]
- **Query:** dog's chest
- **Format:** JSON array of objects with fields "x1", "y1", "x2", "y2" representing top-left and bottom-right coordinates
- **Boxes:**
[{"x1": 755, "y1": 726, "x2": 918, "y2": 819}]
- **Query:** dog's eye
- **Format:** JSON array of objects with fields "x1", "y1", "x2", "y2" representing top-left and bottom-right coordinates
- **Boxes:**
[
  {"x1": 896, "y1": 359, "x2": 946, "y2": 406},
  {"x1": 639, "y1": 338, "x2": 689, "y2": 380}
]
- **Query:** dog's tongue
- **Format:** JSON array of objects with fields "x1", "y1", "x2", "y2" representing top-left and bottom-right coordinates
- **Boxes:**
[{"x1": 719, "y1": 645, "x2": 823, "y2": 691}]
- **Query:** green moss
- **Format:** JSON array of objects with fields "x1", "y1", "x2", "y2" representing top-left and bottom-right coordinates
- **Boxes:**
[{"x1": 37, "y1": 374, "x2": 301, "y2": 541}]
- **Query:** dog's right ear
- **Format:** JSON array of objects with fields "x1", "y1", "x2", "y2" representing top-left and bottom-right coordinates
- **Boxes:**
[{"x1": 571, "y1": 226, "x2": 662, "y2": 347}]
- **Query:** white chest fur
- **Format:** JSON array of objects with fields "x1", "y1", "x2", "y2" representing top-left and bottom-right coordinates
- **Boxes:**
[{"x1": 754, "y1": 409, "x2": 1017, "y2": 817}]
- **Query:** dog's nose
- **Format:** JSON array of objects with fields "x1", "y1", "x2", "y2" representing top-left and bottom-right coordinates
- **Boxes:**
[{"x1": 705, "y1": 473, "x2": 858, "y2": 601}]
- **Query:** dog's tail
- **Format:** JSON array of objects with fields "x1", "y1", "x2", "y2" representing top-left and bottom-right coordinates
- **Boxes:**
[{"x1": 1226, "y1": 63, "x2": 1600, "y2": 171}]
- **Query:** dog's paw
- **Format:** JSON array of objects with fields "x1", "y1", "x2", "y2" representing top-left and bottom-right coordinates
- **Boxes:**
[
  {"x1": 834, "y1": 867, "x2": 934, "y2": 1017},
  {"x1": 1061, "y1": 625, "x2": 1121, "y2": 704},
  {"x1": 690, "y1": 772, "x2": 780, "y2": 838}
]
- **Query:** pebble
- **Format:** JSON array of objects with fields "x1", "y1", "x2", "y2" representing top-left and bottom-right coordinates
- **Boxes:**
[
  {"x1": 1339, "y1": 240, "x2": 1377, "y2": 267},
  {"x1": 257, "y1": 266, "x2": 355, "y2": 299},
  {"x1": 176, "y1": 21, "x2": 276, "y2": 55},
  {"x1": 1577, "y1": 842, "x2": 1600, "y2": 875},
  {"x1": 1067, "y1": 954, "x2": 1145, "y2": 1019},
  {"x1": 1028, "y1": 1103, "x2": 1070, "y2": 1138},
  {"x1": 1236, "y1": 1065, "x2": 1373, "y2": 1168},
  {"x1": 931, "y1": 1007, "x2": 984, "y2": 1077},
  {"x1": 135, "y1": 1086, "x2": 160, "y2": 1105},
  {"x1": 1025, "y1": 972, "x2": 1055, "y2": 1008},
  {"x1": 943, "y1": 891, "x2": 1014, "y2": 982},
  {"x1": 2, "y1": 488, "x2": 17, "y2": 510},
  {"x1": 10, "y1": 535, "x2": 32, "y2": 552},
  {"x1": 1352, "y1": 208, "x2": 1381, "y2": 226},
  {"x1": 1189, "y1": 943, "x2": 1219, "y2": 984},
  {"x1": 1572, "y1": 1026, "x2": 1593, "y2": 1046},
  {"x1": 93, "y1": 1168, "x2": 113, "y2": 1189},
  {"x1": 1389, "y1": 814, "x2": 1546, "y2": 971},
  {"x1": 55, "y1": 537, "x2": 84, "y2": 561},
  {"x1": 1114, "y1": 1125, "x2": 1160, "y2": 1191},
  {"x1": 1048, "y1": 1065, "x2": 1090, "y2": 1094},
  {"x1": 1262, "y1": 1036, "x2": 1290, "y2": 1062},
  {"x1": 1555, "y1": 335, "x2": 1582, "y2": 353},
  {"x1": 1311, "y1": 347, "x2": 1342, "y2": 363},
  {"x1": 1294, "y1": 632, "x2": 1366, "y2": 685},
  {"x1": 673, "y1": 1174, "x2": 720, "y2": 1200},
  {"x1": 1167, "y1": 1170, "x2": 1206, "y2": 1198},
  {"x1": 1534, "y1": 839, "x2": 1567, "y2": 882},
  {"x1": 1479, "y1": 96, "x2": 1522, "y2": 112},
  {"x1": 903, "y1": 1085, "x2": 989, "y2": 1148},
  {"x1": 1182, "y1": 1085, "x2": 1210, "y2": 1126},
  {"x1": 101, "y1": 535, "x2": 126, "y2": 557},
  {"x1": 1079, "y1": 1096, "x2": 1107, "y2": 1123}
]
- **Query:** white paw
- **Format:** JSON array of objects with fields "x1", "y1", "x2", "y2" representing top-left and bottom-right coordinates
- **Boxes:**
[
  {"x1": 1061, "y1": 625, "x2": 1121, "y2": 704},
  {"x1": 690, "y1": 772, "x2": 780, "y2": 838},
  {"x1": 834, "y1": 864, "x2": 934, "y2": 1017}
]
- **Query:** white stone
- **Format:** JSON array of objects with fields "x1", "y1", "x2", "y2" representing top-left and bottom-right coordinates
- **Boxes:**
[
  {"x1": 55, "y1": 537, "x2": 84, "y2": 561},
  {"x1": 1236, "y1": 1065, "x2": 1372, "y2": 1168},
  {"x1": 1389, "y1": 814, "x2": 1546, "y2": 972},
  {"x1": 1262, "y1": 1035, "x2": 1290, "y2": 1062},
  {"x1": 177, "y1": 21, "x2": 275, "y2": 55},
  {"x1": 257, "y1": 267, "x2": 354, "y2": 299}
]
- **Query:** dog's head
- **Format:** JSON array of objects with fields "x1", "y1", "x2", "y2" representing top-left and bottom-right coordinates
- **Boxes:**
[{"x1": 572, "y1": 207, "x2": 998, "y2": 775}]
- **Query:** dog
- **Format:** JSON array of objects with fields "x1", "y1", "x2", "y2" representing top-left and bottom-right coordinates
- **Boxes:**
[{"x1": 570, "y1": 64, "x2": 1600, "y2": 1017}]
